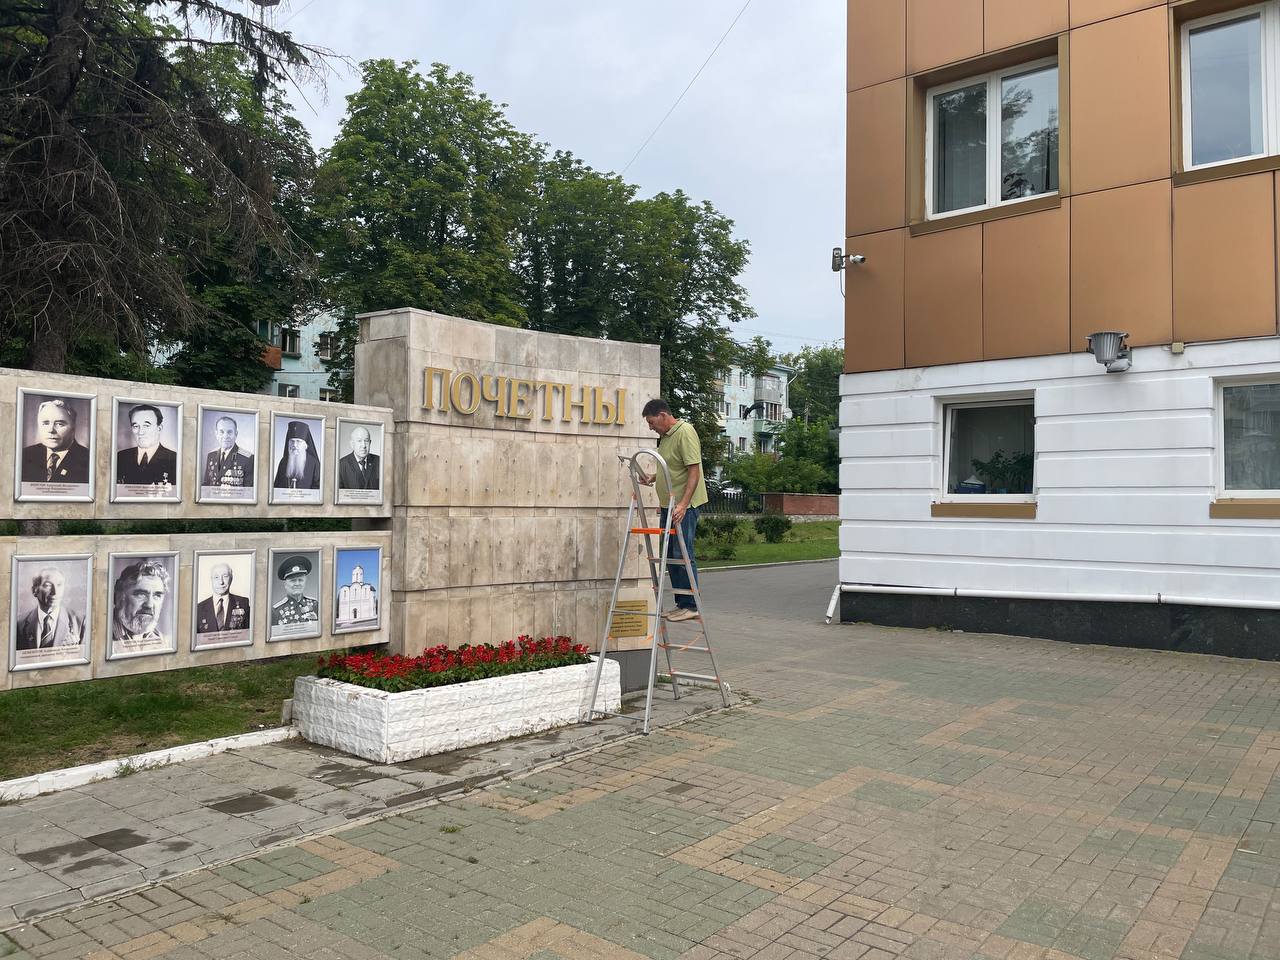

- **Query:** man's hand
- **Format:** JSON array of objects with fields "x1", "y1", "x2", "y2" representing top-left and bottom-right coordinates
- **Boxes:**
[
  {"x1": 638, "y1": 472, "x2": 655, "y2": 486},
  {"x1": 672, "y1": 503, "x2": 687, "y2": 524}
]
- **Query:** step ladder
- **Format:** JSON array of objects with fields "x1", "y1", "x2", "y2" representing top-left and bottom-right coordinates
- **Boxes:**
[{"x1": 585, "y1": 449, "x2": 731, "y2": 734}]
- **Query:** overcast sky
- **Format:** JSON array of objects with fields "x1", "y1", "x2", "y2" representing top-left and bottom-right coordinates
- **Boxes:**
[{"x1": 276, "y1": 0, "x2": 846, "y2": 352}]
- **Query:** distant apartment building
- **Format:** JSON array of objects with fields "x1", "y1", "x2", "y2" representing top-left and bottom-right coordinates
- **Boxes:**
[
  {"x1": 839, "y1": 0, "x2": 1280, "y2": 658},
  {"x1": 717, "y1": 363, "x2": 793, "y2": 456},
  {"x1": 259, "y1": 314, "x2": 340, "y2": 401}
]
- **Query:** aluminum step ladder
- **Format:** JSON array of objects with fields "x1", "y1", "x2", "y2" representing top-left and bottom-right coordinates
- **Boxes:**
[{"x1": 585, "y1": 449, "x2": 731, "y2": 734}]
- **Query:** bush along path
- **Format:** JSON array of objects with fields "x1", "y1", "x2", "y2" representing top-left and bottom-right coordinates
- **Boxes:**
[{"x1": 697, "y1": 517, "x2": 838, "y2": 568}]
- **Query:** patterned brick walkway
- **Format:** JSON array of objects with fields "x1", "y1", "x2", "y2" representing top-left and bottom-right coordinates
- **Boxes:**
[{"x1": 3, "y1": 561, "x2": 1279, "y2": 960}]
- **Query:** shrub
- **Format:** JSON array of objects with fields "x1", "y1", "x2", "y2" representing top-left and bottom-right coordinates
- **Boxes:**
[
  {"x1": 317, "y1": 636, "x2": 590, "y2": 693},
  {"x1": 696, "y1": 515, "x2": 745, "y2": 560},
  {"x1": 754, "y1": 513, "x2": 793, "y2": 543}
]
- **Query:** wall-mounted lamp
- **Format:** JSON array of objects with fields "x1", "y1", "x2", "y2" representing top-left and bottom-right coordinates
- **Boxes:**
[
  {"x1": 1086, "y1": 331, "x2": 1132, "y2": 373},
  {"x1": 831, "y1": 247, "x2": 866, "y2": 272}
]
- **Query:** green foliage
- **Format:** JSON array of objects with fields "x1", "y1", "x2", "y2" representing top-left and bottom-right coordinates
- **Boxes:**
[
  {"x1": 724, "y1": 419, "x2": 838, "y2": 495},
  {"x1": 696, "y1": 515, "x2": 746, "y2": 560},
  {"x1": 778, "y1": 345, "x2": 843, "y2": 424},
  {"x1": 0, "y1": 0, "x2": 320, "y2": 374},
  {"x1": 736, "y1": 335, "x2": 774, "y2": 379},
  {"x1": 970, "y1": 450, "x2": 1034, "y2": 493},
  {"x1": 754, "y1": 513, "x2": 793, "y2": 543},
  {"x1": 315, "y1": 60, "x2": 538, "y2": 399}
]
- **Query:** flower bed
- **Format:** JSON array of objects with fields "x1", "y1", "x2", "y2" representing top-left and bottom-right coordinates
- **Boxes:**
[{"x1": 293, "y1": 637, "x2": 620, "y2": 763}]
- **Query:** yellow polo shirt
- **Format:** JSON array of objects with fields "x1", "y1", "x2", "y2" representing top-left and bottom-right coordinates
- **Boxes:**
[{"x1": 656, "y1": 420, "x2": 708, "y2": 509}]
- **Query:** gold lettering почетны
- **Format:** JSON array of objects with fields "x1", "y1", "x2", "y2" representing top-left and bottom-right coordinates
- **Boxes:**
[{"x1": 423, "y1": 367, "x2": 626, "y2": 426}]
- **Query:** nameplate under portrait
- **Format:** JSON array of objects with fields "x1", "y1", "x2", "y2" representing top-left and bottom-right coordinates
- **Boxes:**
[
  {"x1": 191, "y1": 550, "x2": 255, "y2": 651},
  {"x1": 110, "y1": 397, "x2": 183, "y2": 503},
  {"x1": 196, "y1": 405, "x2": 258, "y2": 504},
  {"x1": 8, "y1": 554, "x2": 93, "y2": 672},
  {"x1": 269, "y1": 413, "x2": 325, "y2": 506},
  {"x1": 334, "y1": 418, "x2": 384, "y2": 506},
  {"x1": 14, "y1": 388, "x2": 96, "y2": 503}
]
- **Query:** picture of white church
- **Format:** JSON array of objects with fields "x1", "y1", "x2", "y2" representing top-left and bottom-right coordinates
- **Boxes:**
[{"x1": 334, "y1": 547, "x2": 381, "y2": 634}]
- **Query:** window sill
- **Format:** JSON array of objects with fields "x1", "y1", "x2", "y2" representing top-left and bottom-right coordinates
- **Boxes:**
[
  {"x1": 909, "y1": 194, "x2": 1061, "y2": 237},
  {"x1": 1173, "y1": 154, "x2": 1280, "y2": 188},
  {"x1": 931, "y1": 501, "x2": 1037, "y2": 519},
  {"x1": 1209, "y1": 498, "x2": 1280, "y2": 519}
]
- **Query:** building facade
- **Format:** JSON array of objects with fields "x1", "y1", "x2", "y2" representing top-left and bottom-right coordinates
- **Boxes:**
[
  {"x1": 718, "y1": 363, "x2": 793, "y2": 456},
  {"x1": 841, "y1": 0, "x2": 1280, "y2": 657},
  {"x1": 259, "y1": 314, "x2": 340, "y2": 401}
]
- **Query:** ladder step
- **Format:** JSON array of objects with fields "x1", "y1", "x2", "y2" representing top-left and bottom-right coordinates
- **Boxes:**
[
  {"x1": 660, "y1": 644, "x2": 711, "y2": 653},
  {"x1": 669, "y1": 671, "x2": 721, "y2": 683},
  {"x1": 668, "y1": 588, "x2": 698, "y2": 595},
  {"x1": 631, "y1": 527, "x2": 677, "y2": 535}
]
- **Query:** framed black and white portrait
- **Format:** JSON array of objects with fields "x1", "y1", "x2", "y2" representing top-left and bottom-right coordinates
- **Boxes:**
[
  {"x1": 269, "y1": 413, "x2": 324, "y2": 505},
  {"x1": 267, "y1": 547, "x2": 322, "y2": 642},
  {"x1": 9, "y1": 555, "x2": 92, "y2": 671},
  {"x1": 191, "y1": 550, "x2": 255, "y2": 651},
  {"x1": 334, "y1": 418, "x2": 384, "y2": 506},
  {"x1": 110, "y1": 398, "x2": 183, "y2": 502},
  {"x1": 333, "y1": 546, "x2": 382, "y2": 635},
  {"x1": 196, "y1": 406, "x2": 258, "y2": 504},
  {"x1": 14, "y1": 388, "x2": 96, "y2": 502},
  {"x1": 107, "y1": 552, "x2": 179, "y2": 660}
]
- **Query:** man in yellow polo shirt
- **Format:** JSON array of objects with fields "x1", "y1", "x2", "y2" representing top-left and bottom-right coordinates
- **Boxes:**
[{"x1": 641, "y1": 398, "x2": 708, "y2": 622}]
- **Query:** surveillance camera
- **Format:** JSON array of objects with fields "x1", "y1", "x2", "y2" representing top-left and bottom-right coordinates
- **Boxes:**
[
  {"x1": 849, "y1": 254, "x2": 866, "y2": 265},
  {"x1": 1086, "y1": 331, "x2": 1132, "y2": 373}
]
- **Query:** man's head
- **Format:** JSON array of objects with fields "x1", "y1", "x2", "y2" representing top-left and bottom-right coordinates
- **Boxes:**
[
  {"x1": 278, "y1": 555, "x2": 312, "y2": 600},
  {"x1": 128, "y1": 404, "x2": 164, "y2": 451},
  {"x1": 30, "y1": 568, "x2": 65, "y2": 613},
  {"x1": 113, "y1": 559, "x2": 170, "y2": 637},
  {"x1": 350, "y1": 426, "x2": 371, "y2": 459},
  {"x1": 209, "y1": 563, "x2": 233, "y2": 597},
  {"x1": 214, "y1": 417, "x2": 238, "y2": 451},
  {"x1": 35, "y1": 399, "x2": 77, "y2": 452},
  {"x1": 642, "y1": 398, "x2": 677, "y2": 435}
]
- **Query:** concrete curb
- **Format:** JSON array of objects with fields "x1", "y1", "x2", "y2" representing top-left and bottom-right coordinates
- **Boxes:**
[
  {"x1": 0, "y1": 727, "x2": 298, "y2": 802},
  {"x1": 700, "y1": 558, "x2": 837, "y2": 573}
]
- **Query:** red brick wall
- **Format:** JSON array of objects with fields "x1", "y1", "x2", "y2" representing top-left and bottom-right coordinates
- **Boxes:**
[{"x1": 761, "y1": 493, "x2": 839, "y2": 516}]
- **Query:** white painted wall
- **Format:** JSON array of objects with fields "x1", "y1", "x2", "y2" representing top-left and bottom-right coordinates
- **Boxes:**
[{"x1": 838, "y1": 338, "x2": 1280, "y2": 607}]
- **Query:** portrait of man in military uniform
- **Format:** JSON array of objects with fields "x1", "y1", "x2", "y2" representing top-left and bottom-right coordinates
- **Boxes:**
[
  {"x1": 108, "y1": 554, "x2": 178, "y2": 659},
  {"x1": 192, "y1": 552, "x2": 254, "y2": 650},
  {"x1": 270, "y1": 414, "x2": 324, "y2": 505},
  {"x1": 268, "y1": 549, "x2": 322, "y2": 641},
  {"x1": 197, "y1": 407, "x2": 257, "y2": 503},
  {"x1": 111, "y1": 399, "x2": 182, "y2": 502}
]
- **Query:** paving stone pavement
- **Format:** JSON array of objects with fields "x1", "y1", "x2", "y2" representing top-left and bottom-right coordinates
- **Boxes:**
[{"x1": 2, "y1": 560, "x2": 1279, "y2": 960}]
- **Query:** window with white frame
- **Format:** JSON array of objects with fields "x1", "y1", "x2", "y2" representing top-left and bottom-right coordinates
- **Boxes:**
[
  {"x1": 278, "y1": 383, "x2": 299, "y2": 399},
  {"x1": 943, "y1": 399, "x2": 1036, "y2": 496},
  {"x1": 1221, "y1": 382, "x2": 1280, "y2": 492},
  {"x1": 1182, "y1": 4, "x2": 1274, "y2": 170},
  {"x1": 927, "y1": 59, "x2": 1059, "y2": 218},
  {"x1": 317, "y1": 333, "x2": 335, "y2": 360},
  {"x1": 280, "y1": 328, "x2": 301, "y2": 356},
  {"x1": 319, "y1": 388, "x2": 339, "y2": 402}
]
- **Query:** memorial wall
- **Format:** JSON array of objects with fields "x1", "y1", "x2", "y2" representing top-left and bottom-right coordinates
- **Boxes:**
[{"x1": 355, "y1": 309, "x2": 660, "y2": 652}]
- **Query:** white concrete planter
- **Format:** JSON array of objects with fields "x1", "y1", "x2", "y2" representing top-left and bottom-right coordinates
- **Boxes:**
[{"x1": 292, "y1": 657, "x2": 621, "y2": 763}]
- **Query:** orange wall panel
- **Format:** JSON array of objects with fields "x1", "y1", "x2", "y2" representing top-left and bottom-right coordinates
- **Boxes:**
[
  {"x1": 984, "y1": 0, "x2": 1068, "y2": 51},
  {"x1": 907, "y1": 0, "x2": 983, "y2": 73},
  {"x1": 849, "y1": 0, "x2": 906, "y2": 91},
  {"x1": 1069, "y1": 7, "x2": 1171, "y2": 194},
  {"x1": 982, "y1": 203, "x2": 1071, "y2": 360},
  {"x1": 1071, "y1": 180, "x2": 1172, "y2": 351},
  {"x1": 1070, "y1": 0, "x2": 1166, "y2": 28},
  {"x1": 905, "y1": 225, "x2": 984, "y2": 366},
  {"x1": 847, "y1": 80, "x2": 907, "y2": 236},
  {"x1": 844, "y1": 230, "x2": 906, "y2": 373},
  {"x1": 1174, "y1": 174, "x2": 1277, "y2": 344}
]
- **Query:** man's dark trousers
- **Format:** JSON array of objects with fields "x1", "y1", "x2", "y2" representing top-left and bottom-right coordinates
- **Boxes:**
[{"x1": 658, "y1": 506, "x2": 700, "y2": 610}]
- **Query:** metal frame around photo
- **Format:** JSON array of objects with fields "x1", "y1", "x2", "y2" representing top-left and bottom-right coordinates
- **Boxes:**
[
  {"x1": 190, "y1": 548, "x2": 257, "y2": 652},
  {"x1": 13, "y1": 386, "x2": 98, "y2": 503},
  {"x1": 8, "y1": 553, "x2": 94, "y2": 672},
  {"x1": 104, "y1": 550, "x2": 181, "y2": 661},
  {"x1": 268, "y1": 410, "x2": 326, "y2": 506},
  {"x1": 266, "y1": 546, "x2": 324, "y2": 643},
  {"x1": 195, "y1": 404, "x2": 260, "y2": 505},
  {"x1": 333, "y1": 417, "x2": 385, "y2": 506},
  {"x1": 109, "y1": 396, "x2": 184, "y2": 504},
  {"x1": 331, "y1": 544, "x2": 384, "y2": 637}
]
